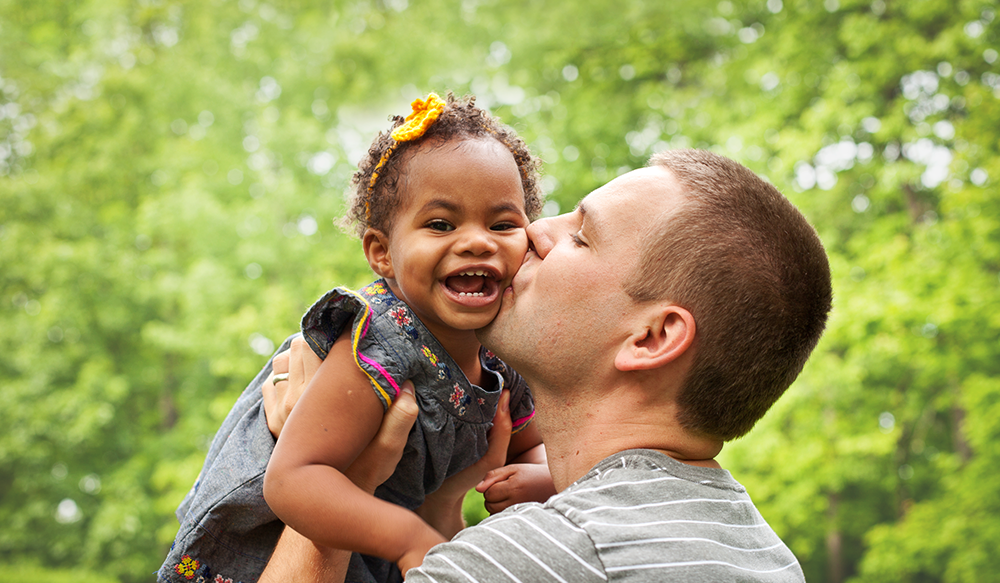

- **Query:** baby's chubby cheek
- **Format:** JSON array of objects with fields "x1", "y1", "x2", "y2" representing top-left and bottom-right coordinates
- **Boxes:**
[{"x1": 503, "y1": 228, "x2": 530, "y2": 283}]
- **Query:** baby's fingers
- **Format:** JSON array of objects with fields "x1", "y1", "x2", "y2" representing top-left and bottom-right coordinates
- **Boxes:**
[
  {"x1": 483, "y1": 482, "x2": 515, "y2": 515},
  {"x1": 475, "y1": 465, "x2": 516, "y2": 493}
]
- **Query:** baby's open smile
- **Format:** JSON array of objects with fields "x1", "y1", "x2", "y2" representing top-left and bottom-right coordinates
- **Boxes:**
[{"x1": 445, "y1": 268, "x2": 502, "y2": 299}]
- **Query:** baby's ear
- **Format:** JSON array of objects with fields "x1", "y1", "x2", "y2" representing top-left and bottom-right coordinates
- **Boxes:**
[{"x1": 363, "y1": 229, "x2": 394, "y2": 278}]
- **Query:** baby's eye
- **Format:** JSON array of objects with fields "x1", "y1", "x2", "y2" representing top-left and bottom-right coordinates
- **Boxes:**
[
  {"x1": 490, "y1": 222, "x2": 521, "y2": 232},
  {"x1": 427, "y1": 220, "x2": 454, "y2": 232}
]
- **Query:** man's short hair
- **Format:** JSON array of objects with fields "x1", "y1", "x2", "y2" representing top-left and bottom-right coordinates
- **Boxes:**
[{"x1": 626, "y1": 149, "x2": 832, "y2": 440}]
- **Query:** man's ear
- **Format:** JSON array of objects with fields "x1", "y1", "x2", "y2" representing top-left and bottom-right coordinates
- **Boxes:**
[
  {"x1": 615, "y1": 305, "x2": 696, "y2": 372},
  {"x1": 363, "y1": 228, "x2": 394, "y2": 278}
]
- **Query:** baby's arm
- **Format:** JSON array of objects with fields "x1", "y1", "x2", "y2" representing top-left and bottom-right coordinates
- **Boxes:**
[
  {"x1": 475, "y1": 421, "x2": 557, "y2": 514},
  {"x1": 263, "y1": 333, "x2": 445, "y2": 573}
]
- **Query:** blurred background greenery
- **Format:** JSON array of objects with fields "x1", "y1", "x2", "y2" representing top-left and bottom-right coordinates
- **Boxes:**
[{"x1": 2, "y1": 0, "x2": 999, "y2": 581}]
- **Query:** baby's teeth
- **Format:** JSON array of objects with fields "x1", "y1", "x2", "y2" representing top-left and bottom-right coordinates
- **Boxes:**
[{"x1": 458, "y1": 292, "x2": 485, "y2": 297}]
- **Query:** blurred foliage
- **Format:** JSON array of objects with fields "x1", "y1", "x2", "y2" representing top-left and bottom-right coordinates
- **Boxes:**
[
  {"x1": 0, "y1": 561, "x2": 118, "y2": 583},
  {"x1": 1, "y1": 0, "x2": 998, "y2": 581}
]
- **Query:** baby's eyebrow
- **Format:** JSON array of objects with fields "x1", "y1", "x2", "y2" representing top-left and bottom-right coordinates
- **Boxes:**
[
  {"x1": 418, "y1": 199, "x2": 523, "y2": 216},
  {"x1": 419, "y1": 199, "x2": 460, "y2": 213},
  {"x1": 490, "y1": 202, "x2": 525, "y2": 215}
]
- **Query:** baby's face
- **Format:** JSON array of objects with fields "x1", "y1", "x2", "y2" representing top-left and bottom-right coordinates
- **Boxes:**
[{"x1": 374, "y1": 137, "x2": 529, "y2": 341}]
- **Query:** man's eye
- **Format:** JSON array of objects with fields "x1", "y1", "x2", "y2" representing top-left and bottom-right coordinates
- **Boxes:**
[
  {"x1": 428, "y1": 220, "x2": 454, "y2": 232},
  {"x1": 571, "y1": 232, "x2": 588, "y2": 247}
]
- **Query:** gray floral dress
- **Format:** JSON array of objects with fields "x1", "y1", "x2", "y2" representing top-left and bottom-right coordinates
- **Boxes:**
[{"x1": 158, "y1": 279, "x2": 534, "y2": 583}]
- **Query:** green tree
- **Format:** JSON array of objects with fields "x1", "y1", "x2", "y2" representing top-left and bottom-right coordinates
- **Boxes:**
[{"x1": 2, "y1": 0, "x2": 998, "y2": 581}]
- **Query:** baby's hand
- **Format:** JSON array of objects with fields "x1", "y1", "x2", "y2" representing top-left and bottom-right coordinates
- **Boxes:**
[
  {"x1": 395, "y1": 522, "x2": 447, "y2": 578},
  {"x1": 475, "y1": 463, "x2": 557, "y2": 514}
]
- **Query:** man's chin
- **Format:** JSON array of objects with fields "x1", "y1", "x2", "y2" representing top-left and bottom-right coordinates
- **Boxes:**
[
  {"x1": 475, "y1": 318, "x2": 497, "y2": 346},
  {"x1": 475, "y1": 306, "x2": 510, "y2": 354}
]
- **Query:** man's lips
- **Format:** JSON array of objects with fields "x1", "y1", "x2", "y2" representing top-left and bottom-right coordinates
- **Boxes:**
[{"x1": 508, "y1": 250, "x2": 538, "y2": 294}]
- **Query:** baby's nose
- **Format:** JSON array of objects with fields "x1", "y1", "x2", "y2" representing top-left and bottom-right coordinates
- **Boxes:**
[{"x1": 458, "y1": 227, "x2": 500, "y2": 255}]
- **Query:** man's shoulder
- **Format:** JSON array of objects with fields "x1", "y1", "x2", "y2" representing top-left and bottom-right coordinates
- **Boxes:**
[
  {"x1": 406, "y1": 503, "x2": 606, "y2": 583},
  {"x1": 544, "y1": 449, "x2": 806, "y2": 582}
]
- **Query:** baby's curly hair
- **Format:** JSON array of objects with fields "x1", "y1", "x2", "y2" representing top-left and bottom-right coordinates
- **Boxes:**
[{"x1": 342, "y1": 93, "x2": 543, "y2": 238}]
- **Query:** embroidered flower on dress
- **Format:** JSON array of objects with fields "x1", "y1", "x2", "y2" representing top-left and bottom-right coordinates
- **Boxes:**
[
  {"x1": 420, "y1": 345, "x2": 451, "y2": 379},
  {"x1": 389, "y1": 306, "x2": 418, "y2": 339},
  {"x1": 389, "y1": 306, "x2": 412, "y2": 327},
  {"x1": 174, "y1": 555, "x2": 200, "y2": 580},
  {"x1": 367, "y1": 282, "x2": 388, "y2": 295},
  {"x1": 214, "y1": 575, "x2": 234, "y2": 583},
  {"x1": 483, "y1": 349, "x2": 505, "y2": 371},
  {"x1": 421, "y1": 345, "x2": 439, "y2": 367},
  {"x1": 364, "y1": 281, "x2": 390, "y2": 304},
  {"x1": 449, "y1": 383, "x2": 472, "y2": 414}
]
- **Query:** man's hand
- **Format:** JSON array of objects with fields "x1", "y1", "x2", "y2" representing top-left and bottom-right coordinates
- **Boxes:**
[
  {"x1": 260, "y1": 381, "x2": 421, "y2": 583},
  {"x1": 263, "y1": 335, "x2": 418, "y2": 490},
  {"x1": 348, "y1": 381, "x2": 418, "y2": 493},
  {"x1": 415, "y1": 391, "x2": 512, "y2": 538},
  {"x1": 263, "y1": 336, "x2": 320, "y2": 438},
  {"x1": 258, "y1": 338, "x2": 421, "y2": 583}
]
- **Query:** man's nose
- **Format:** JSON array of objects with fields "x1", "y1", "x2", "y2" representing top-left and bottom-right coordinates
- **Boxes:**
[{"x1": 526, "y1": 218, "x2": 555, "y2": 258}]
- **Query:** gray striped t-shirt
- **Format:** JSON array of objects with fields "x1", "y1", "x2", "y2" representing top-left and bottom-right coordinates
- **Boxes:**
[{"x1": 407, "y1": 449, "x2": 804, "y2": 582}]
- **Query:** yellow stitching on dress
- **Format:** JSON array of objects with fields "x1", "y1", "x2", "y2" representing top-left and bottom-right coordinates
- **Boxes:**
[{"x1": 341, "y1": 288, "x2": 394, "y2": 405}]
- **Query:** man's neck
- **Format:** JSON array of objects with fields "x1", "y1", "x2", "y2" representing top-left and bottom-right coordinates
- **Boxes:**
[{"x1": 532, "y1": 386, "x2": 724, "y2": 491}]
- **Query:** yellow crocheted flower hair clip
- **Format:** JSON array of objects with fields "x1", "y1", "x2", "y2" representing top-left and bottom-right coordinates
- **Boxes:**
[
  {"x1": 366, "y1": 93, "x2": 447, "y2": 220},
  {"x1": 392, "y1": 93, "x2": 446, "y2": 141}
]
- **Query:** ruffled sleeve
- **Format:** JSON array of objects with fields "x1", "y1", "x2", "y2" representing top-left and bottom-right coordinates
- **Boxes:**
[
  {"x1": 483, "y1": 349, "x2": 535, "y2": 434},
  {"x1": 300, "y1": 282, "x2": 413, "y2": 409}
]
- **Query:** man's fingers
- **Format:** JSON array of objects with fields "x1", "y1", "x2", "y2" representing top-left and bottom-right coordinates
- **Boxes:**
[
  {"x1": 482, "y1": 391, "x2": 512, "y2": 467},
  {"x1": 288, "y1": 336, "x2": 305, "y2": 388},
  {"x1": 300, "y1": 337, "x2": 322, "y2": 381},
  {"x1": 263, "y1": 369, "x2": 283, "y2": 438},
  {"x1": 464, "y1": 390, "x2": 511, "y2": 479},
  {"x1": 376, "y1": 381, "x2": 419, "y2": 447},
  {"x1": 272, "y1": 349, "x2": 290, "y2": 375},
  {"x1": 347, "y1": 380, "x2": 419, "y2": 493}
]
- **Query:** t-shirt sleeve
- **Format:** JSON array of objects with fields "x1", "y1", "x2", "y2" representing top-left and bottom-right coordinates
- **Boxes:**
[{"x1": 405, "y1": 504, "x2": 605, "y2": 583}]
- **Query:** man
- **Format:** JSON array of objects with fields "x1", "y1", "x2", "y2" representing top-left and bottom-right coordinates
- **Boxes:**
[{"x1": 263, "y1": 149, "x2": 832, "y2": 581}]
